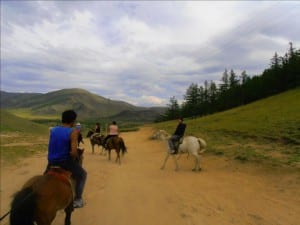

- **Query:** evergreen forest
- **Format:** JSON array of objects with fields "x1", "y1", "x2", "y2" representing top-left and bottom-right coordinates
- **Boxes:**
[{"x1": 160, "y1": 43, "x2": 300, "y2": 121}]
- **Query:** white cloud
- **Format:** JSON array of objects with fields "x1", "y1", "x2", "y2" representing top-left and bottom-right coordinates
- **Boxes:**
[{"x1": 1, "y1": 1, "x2": 300, "y2": 106}]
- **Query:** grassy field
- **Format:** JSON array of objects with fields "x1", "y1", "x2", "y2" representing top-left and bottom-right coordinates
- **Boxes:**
[
  {"x1": 0, "y1": 110, "x2": 49, "y2": 165},
  {"x1": 1, "y1": 87, "x2": 300, "y2": 168},
  {"x1": 151, "y1": 87, "x2": 300, "y2": 167}
]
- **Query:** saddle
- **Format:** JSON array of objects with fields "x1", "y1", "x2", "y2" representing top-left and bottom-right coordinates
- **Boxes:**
[
  {"x1": 46, "y1": 167, "x2": 75, "y2": 198},
  {"x1": 46, "y1": 167, "x2": 72, "y2": 185}
]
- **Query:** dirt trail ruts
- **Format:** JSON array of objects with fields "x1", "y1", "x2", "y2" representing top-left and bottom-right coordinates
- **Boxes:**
[{"x1": 1, "y1": 126, "x2": 300, "y2": 225}]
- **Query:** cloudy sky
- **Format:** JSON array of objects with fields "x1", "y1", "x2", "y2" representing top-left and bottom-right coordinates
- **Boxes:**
[{"x1": 1, "y1": 1, "x2": 300, "y2": 107}]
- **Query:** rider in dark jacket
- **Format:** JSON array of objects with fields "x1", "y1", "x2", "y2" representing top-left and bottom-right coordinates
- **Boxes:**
[{"x1": 168, "y1": 117, "x2": 186, "y2": 154}]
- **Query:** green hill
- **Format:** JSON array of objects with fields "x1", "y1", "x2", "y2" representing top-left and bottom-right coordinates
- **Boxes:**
[
  {"x1": 153, "y1": 87, "x2": 300, "y2": 166},
  {"x1": 0, "y1": 109, "x2": 48, "y2": 134},
  {"x1": 0, "y1": 110, "x2": 49, "y2": 164},
  {"x1": 1, "y1": 88, "x2": 166, "y2": 122}
]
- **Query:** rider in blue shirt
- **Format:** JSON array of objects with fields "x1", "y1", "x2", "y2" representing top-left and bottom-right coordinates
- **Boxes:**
[{"x1": 47, "y1": 110, "x2": 87, "y2": 208}]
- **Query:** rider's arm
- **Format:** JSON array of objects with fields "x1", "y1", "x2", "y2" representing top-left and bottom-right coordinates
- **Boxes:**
[{"x1": 70, "y1": 129, "x2": 79, "y2": 159}]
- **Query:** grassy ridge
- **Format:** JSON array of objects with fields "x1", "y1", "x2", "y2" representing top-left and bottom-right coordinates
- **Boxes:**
[
  {"x1": 152, "y1": 87, "x2": 300, "y2": 166},
  {"x1": 2, "y1": 88, "x2": 165, "y2": 121},
  {"x1": 0, "y1": 110, "x2": 49, "y2": 165},
  {"x1": 0, "y1": 110, "x2": 49, "y2": 134}
]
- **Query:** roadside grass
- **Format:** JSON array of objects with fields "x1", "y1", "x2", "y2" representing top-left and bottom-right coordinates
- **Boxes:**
[
  {"x1": 151, "y1": 87, "x2": 300, "y2": 167},
  {"x1": 1, "y1": 110, "x2": 49, "y2": 165},
  {"x1": 0, "y1": 132, "x2": 48, "y2": 166},
  {"x1": 0, "y1": 110, "x2": 139, "y2": 165}
]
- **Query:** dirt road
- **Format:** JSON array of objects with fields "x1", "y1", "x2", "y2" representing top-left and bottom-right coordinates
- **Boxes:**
[{"x1": 1, "y1": 126, "x2": 300, "y2": 225}]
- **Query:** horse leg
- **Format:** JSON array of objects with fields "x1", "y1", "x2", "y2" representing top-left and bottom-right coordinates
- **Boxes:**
[
  {"x1": 172, "y1": 154, "x2": 179, "y2": 171},
  {"x1": 192, "y1": 154, "x2": 201, "y2": 172},
  {"x1": 115, "y1": 150, "x2": 121, "y2": 164},
  {"x1": 92, "y1": 144, "x2": 95, "y2": 154},
  {"x1": 108, "y1": 150, "x2": 111, "y2": 160},
  {"x1": 64, "y1": 203, "x2": 73, "y2": 225},
  {"x1": 160, "y1": 153, "x2": 170, "y2": 170}
]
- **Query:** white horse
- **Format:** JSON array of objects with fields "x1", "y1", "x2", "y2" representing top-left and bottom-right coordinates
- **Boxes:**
[{"x1": 152, "y1": 130, "x2": 207, "y2": 171}]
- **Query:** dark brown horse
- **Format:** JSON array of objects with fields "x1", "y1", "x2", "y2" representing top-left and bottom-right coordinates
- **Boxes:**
[
  {"x1": 105, "y1": 136, "x2": 127, "y2": 164},
  {"x1": 86, "y1": 130, "x2": 105, "y2": 154},
  {"x1": 9, "y1": 149, "x2": 84, "y2": 225},
  {"x1": 10, "y1": 169, "x2": 74, "y2": 225}
]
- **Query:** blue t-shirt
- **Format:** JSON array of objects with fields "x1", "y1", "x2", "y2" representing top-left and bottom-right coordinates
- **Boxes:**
[{"x1": 48, "y1": 126, "x2": 73, "y2": 163}]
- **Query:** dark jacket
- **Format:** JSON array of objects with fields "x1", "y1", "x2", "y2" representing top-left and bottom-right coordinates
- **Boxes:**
[{"x1": 174, "y1": 123, "x2": 186, "y2": 137}]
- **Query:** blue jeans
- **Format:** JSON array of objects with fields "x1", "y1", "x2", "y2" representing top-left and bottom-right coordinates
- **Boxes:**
[
  {"x1": 168, "y1": 135, "x2": 181, "y2": 151},
  {"x1": 47, "y1": 158, "x2": 87, "y2": 199}
]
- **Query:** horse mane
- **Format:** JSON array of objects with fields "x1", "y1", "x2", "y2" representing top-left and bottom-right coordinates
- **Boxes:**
[
  {"x1": 151, "y1": 130, "x2": 170, "y2": 140},
  {"x1": 10, "y1": 187, "x2": 36, "y2": 225}
]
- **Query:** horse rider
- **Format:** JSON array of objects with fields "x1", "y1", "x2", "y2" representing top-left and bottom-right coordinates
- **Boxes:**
[
  {"x1": 91, "y1": 122, "x2": 101, "y2": 138},
  {"x1": 95, "y1": 122, "x2": 101, "y2": 133},
  {"x1": 168, "y1": 117, "x2": 186, "y2": 154},
  {"x1": 103, "y1": 121, "x2": 119, "y2": 148},
  {"x1": 46, "y1": 110, "x2": 87, "y2": 208},
  {"x1": 76, "y1": 122, "x2": 84, "y2": 147}
]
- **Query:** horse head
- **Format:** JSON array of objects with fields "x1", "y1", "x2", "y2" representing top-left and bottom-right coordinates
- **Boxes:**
[
  {"x1": 152, "y1": 130, "x2": 170, "y2": 140},
  {"x1": 86, "y1": 130, "x2": 94, "y2": 138}
]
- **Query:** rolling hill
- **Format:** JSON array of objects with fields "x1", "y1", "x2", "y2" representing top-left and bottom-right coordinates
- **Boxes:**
[
  {"x1": 0, "y1": 109, "x2": 48, "y2": 134},
  {"x1": 0, "y1": 88, "x2": 166, "y2": 122},
  {"x1": 153, "y1": 87, "x2": 300, "y2": 165}
]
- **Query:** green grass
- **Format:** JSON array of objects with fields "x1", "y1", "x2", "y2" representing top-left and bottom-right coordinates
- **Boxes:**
[
  {"x1": 7, "y1": 108, "x2": 59, "y2": 120},
  {"x1": 0, "y1": 110, "x2": 50, "y2": 134},
  {"x1": 152, "y1": 87, "x2": 300, "y2": 167},
  {"x1": 1, "y1": 88, "x2": 300, "y2": 167},
  {"x1": 0, "y1": 110, "x2": 49, "y2": 165},
  {"x1": 0, "y1": 131, "x2": 48, "y2": 165}
]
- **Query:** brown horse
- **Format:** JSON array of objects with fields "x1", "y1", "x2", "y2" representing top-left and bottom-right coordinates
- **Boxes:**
[
  {"x1": 86, "y1": 130, "x2": 105, "y2": 154},
  {"x1": 105, "y1": 136, "x2": 127, "y2": 164},
  {"x1": 10, "y1": 169, "x2": 74, "y2": 225},
  {"x1": 9, "y1": 149, "x2": 84, "y2": 225}
]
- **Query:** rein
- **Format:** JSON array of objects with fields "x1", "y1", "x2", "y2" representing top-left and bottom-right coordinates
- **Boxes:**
[
  {"x1": 0, "y1": 210, "x2": 11, "y2": 222},
  {"x1": 0, "y1": 188, "x2": 35, "y2": 222}
]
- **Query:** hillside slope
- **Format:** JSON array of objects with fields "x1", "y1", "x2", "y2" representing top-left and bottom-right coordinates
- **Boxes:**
[
  {"x1": 0, "y1": 110, "x2": 48, "y2": 134},
  {"x1": 0, "y1": 88, "x2": 166, "y2": 121},
  {"x1": 193, "y1": 87, "x2": 300, "y2": 144},
  {"x1": 153, "y1": 87, "x2": 300, "y2": 165}
]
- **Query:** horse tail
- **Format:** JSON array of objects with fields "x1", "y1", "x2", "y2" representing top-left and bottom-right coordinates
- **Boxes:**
[
  {"x1": 10, "y1": 187, "x2": 36, "y2": 225},
  {"x1": 119, "y1": 138, "x2": 127, "y2": 154},
  {"x1": 197, "y1": 138, "x2": 207, "y2": 154}
]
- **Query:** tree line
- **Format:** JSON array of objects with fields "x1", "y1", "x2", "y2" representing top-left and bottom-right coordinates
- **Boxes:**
[{"x1": 158, "y1": 42, "x2": 300, "y2": 121}]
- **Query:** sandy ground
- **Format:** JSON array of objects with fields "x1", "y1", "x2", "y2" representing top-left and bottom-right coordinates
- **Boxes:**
[{"x1": 1, "y1": 126, "x2": 300, "y2": 225}]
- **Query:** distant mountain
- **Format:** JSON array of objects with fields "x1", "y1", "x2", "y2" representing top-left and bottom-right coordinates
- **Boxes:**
[{"x1": 0, "y1": 88, "x2": 166, "y2": 122}]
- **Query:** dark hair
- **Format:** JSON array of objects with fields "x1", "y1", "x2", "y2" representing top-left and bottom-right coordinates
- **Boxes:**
[
  {"x1": 62, "y1": 110, "x2": 77, "y2": 124},
  {"x1": 112, "y1": 121, "x2": 117, "y2": 125}
]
